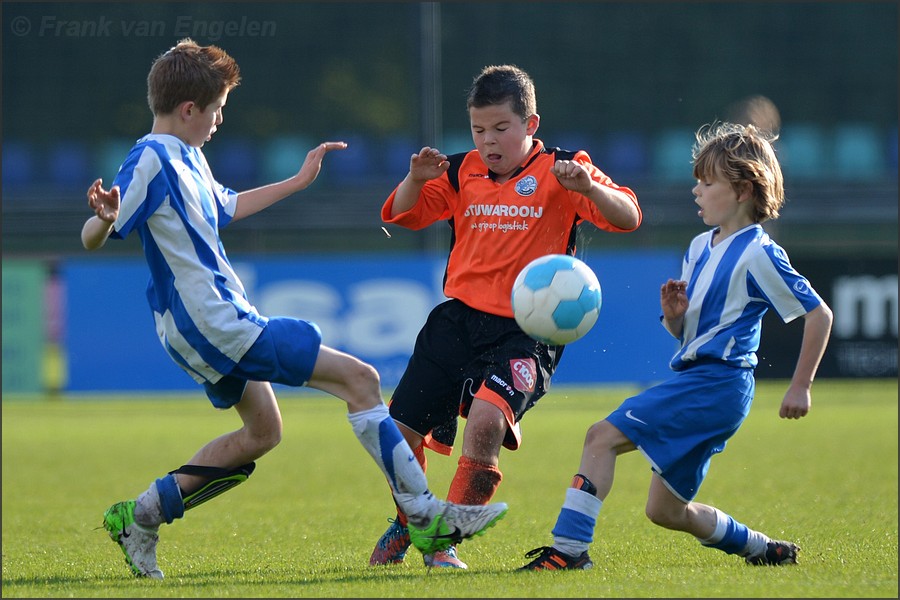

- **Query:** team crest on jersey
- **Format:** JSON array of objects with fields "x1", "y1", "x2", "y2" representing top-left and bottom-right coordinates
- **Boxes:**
[
  {"x1": 509, "y1": 358, "x2": 536, "y2": 392},
  {"x1": 515, "y1": 175, "x2": 538, "y2": 197}
]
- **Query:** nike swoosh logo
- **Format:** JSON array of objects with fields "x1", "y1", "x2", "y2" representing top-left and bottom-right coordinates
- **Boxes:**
[
  {"x1": 624, "y1": 410, "x2": 648, "y2": 425},
  {"x1": 429, "y1": 525, "x2": 463, "y2": 543},
  {"x1": 408, "y1": 455, "x2": 415, "y2": 462}
]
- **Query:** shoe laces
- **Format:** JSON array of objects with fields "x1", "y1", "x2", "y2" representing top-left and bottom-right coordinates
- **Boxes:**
[
  {"x1": 376, "y1": 518, "x2": 410, "y2": 552},
  {"x1": 524, "y1": 546, "x2": 553, "y2": 559}
]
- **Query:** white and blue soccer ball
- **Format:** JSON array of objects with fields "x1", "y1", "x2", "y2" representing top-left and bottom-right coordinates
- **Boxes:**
[{"x1": 511, "y1": 254, "x2": 602, "y2": 345}]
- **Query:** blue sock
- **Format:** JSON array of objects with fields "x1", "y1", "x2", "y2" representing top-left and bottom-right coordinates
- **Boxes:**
[
  {"x1": 155, "y1": 473, "x2": 185, "y2": 524},
  {"x1": 551, "y1": 488, "x2": 601, "y2": 555},
  {"x1": 699, "y1": 509, "x2": 749, "y2": 555}
]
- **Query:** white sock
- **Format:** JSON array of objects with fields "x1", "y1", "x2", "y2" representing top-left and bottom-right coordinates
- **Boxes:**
[
  {"x1": 134, "y1": 483, "x2": 163, "y2": 529},
  {"x1": 393, "y1": 491, "x2": 440, "y2": 528},
  {"x1": 347, "y1": 404, "x2": 436, "y2": 527},
  {"x1": 742, "y1": 528, "x2": 770, "y2": 558}
]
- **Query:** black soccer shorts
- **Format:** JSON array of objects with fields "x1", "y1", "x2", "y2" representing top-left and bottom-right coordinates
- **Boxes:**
[{"x1": 388, "y1": 298, "x2": 564, "y2": 452}]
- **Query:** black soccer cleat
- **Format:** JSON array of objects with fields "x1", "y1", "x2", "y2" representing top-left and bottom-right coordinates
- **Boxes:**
[
  {"x1": 745, "y1": 540, "x2": 800, "y2": 566},
  {"x1": 518, "y1": 545, "x2": 593, "y2": 571}
]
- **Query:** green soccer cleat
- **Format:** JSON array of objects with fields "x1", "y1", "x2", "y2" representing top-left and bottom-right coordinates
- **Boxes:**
[
  {"x1": 102, "y1": 500, "x2": 164, "y2": 579},
  {"x1": 408, "y1": 501, "x2": 508, "y2": 555}
]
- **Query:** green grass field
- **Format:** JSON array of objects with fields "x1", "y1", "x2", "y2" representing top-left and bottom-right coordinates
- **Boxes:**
[{"x1": 2, "y1": 379, "x2": 897, "y2": 598}]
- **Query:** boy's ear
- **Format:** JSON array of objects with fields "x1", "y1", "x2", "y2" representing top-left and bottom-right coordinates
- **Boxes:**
[
  {"x1": 525, "y1": 113, "x2": 540, "y2": 135},
  {"x1": 736, "y1": 180, "x2": 753, "y2": 203},
  {"x1": 179, "y1": 100, "x2": 196, "y2": 119}
]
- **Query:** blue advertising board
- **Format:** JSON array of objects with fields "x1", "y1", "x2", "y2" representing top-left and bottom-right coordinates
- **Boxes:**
[{"x1": 63, "y1": 251, "x2": 682, "y2": 392}]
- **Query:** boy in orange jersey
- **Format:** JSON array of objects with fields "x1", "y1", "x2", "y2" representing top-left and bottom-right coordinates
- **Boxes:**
[{"x1": 369, "y1": 64, "x2": 642, "y2": 568}]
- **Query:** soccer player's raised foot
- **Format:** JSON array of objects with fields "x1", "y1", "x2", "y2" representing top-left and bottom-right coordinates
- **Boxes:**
[{"x1": 408, "y1": 501, "x2": 508, "y2": 555}]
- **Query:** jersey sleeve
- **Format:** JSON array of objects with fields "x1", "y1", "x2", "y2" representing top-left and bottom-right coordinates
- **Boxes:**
[
  {"x1": 569, "y1": 151, "x2": 641, "y2": 232},
  {"x1": 216, "y1": 183, "x2": 239, "y2": 228},
  {"x1": 381, "y1": 170, "x2": 456, "y2": 229},
  {"x1": 748, "y1": 241, "x2": 823, "y2": 323},
  {"x1": 109, "y1": 145, "x2": 168, "y2": 240}
]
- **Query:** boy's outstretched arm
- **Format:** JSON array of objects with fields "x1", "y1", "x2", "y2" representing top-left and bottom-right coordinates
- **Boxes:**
[
  {"x1": 233, "y1": 141, "x2": 347, "y2": 221},
  {"x1": 82, "y1": 178, "x2": 119, "y2": 250},
  {"x1": 780, "y1": 302, "x2": 834, "y2": 419},
  {"x1": 387, "y1": 146, "x2": 449, "y2": 218}
]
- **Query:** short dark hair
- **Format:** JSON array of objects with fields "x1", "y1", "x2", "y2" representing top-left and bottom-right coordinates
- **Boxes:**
[
  {"x1": 466, "y1": 64, "x2": 536, "y2": 119},
  {"x1": 147, "y1": 38, "x2": 241, "y2": 116}
]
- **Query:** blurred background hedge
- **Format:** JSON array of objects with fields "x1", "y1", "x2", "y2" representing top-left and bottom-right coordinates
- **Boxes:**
[{"x1": 3, "y1": 2, "x2": 897, "y2": 257}]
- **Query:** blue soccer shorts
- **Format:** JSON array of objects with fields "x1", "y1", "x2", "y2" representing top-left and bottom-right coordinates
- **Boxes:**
[
  {"x1": 202, "y1": 317, "x2": 322, "y2": 409},
  {"x1": 605, "y1": 362, "x2": 754, "y2": 502}
]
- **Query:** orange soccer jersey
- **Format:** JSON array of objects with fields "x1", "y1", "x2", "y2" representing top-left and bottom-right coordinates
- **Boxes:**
[{"x1": 382, "y1": 139, "x2": 641, "y2": 317}]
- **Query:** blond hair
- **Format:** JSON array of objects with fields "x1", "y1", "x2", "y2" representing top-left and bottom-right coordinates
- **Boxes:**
[{"x1": 692, "y1": 122, "x2": 785, "y2": 223}]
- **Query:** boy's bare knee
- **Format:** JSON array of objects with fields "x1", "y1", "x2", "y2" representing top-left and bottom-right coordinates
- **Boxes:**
[
  {"x1": 584, "y1": 420, "x2": 613, "y2": 450},
  {"x1": 263, "y1": 427, "x2": 282, "y2": 451},
  {"x1": 645, "y1": 501, "x2": 684, "y2": 530},
  {"x1": 244, "y1": 418, "x2": 282, "y2": 455},
  {"x1": 248, "y1": 428, "x2": 281, "y2": 457},
  {"x1": 645, "y1": 504, "x2": 665, "y2": 526},
  {"x1": 357, "y1": 360, "x2": 381, "y2": 389},
  {"x1": 346, "y1": 360, "x2": 382, "y2": 409}
]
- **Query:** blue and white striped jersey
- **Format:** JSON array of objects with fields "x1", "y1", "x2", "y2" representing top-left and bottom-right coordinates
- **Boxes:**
[
  {"x1": 670, "y1": 224, "x2": 823, "y2": 370},
  {"x1": 110, "y1": 133, "x2": 267, "y2": 384}
]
